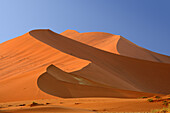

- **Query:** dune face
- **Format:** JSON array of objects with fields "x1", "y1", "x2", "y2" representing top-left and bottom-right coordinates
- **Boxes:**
[
  {"x1": 0, "y1": 29, "x2": 170, "y2": 104},
  {"x1": 61, "y1": 30, "x2": 120, "y2": 54},
  {"x1": 0, "y1": 31, "x2": 89, "y2": 102},
  {"x1": 61, "y1": 30, "x2": 170, "y2": 63},
  {"x1": 38, "y1": 65, "x2": 157, "y2": 98}
]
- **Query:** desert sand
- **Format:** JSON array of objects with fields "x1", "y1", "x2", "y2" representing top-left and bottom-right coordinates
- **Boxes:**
[{"x1": 0, "y1": 29, "x2": 170, "y2": 112}]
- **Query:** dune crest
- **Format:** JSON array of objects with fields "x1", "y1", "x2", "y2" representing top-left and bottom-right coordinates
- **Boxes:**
[{"x1": 61, "y1": 29, "x2": 170, "y2": 63}]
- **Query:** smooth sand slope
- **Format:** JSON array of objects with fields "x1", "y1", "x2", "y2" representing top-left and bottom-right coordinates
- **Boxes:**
[{"x1": 0, "y1": 29, "x2": 170, "y2": 112}]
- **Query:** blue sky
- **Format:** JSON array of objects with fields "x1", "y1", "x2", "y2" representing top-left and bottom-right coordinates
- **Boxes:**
[{"x1": 0, "y1": 0, "x2": 170, "y2": 55}]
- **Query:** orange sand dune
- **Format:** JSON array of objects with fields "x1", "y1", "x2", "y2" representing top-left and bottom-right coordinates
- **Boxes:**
[
  {"x1": 0, "y1": 32, "x2": 89, "y2": 80},
  {"x1": 61, "y1": 29, "x2": 170, "y2": 63},
  {"x1": 30, "y1": 29, "x2": 170, "y2": 94},
  {"x1": 0, "y1": 29, "x2": 170, "y2": 112},
  {"x1": 0, "y1": 31, "x2": 88, "y2": 102},
  {"x1": 38, "y1": 65, "x2": 158, "y2": 98}
]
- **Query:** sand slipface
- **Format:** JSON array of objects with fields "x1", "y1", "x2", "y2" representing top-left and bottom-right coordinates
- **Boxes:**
[
  {"x1": 61, "y1": 29, "x2": 170, "y2": 63},
  {"x1": 0, "y1": 29, "x2": 170, "y2": 112}
]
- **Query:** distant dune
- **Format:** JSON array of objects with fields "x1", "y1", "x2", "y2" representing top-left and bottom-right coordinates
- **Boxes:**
[{"x1": 0, "y1": 29, "x2": 169, "y2": 112}]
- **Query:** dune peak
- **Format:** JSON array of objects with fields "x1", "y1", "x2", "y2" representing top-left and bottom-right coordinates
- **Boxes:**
[
  {"x1": 28, "y1": 29, "x2": 53, "y2": 33},
  {"x1": 61, "y1": 29, "x2": 79, "y2": 35}
]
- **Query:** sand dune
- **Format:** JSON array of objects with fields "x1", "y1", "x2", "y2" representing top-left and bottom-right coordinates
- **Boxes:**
[
  {"x1": 0, "y1": 32, "x2": 89, "y2": 79},
  {"x1": 61, "y1": 29, "x2": 170, "y2": 63},
  {"x1": 0, "y1": 31, "x2": 88, "y2": 102},
  {"x1": 38, "y1": 65, "x2": 158, "y2": 98},
  {"x1": 0, "y1": 29, "x2": 169, "y2": 112},
  {"x1": 30, "y1": 29, "x2": 170, "y2": 94}
]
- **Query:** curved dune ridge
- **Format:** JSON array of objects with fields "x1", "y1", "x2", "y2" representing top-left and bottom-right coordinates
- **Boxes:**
[
  {"x1": 0, "y1": 29, "x2": 170, "y2": 103},
  {"x1": 61, "y1": 29, "x2": 170, "y2": 63},
  {"x1": 38, "y1": 65, "x2": 159, "y2": 98}
]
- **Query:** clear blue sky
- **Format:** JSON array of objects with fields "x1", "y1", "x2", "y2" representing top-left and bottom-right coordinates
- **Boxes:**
[{"x1": 0, "y1": 0, "x2": 170, "y2": 56}]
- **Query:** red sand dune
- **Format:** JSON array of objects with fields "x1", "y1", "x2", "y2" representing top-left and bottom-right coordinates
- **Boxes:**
[{"x1": 0, "y1": 29, "x2": 170, "y2": 112}]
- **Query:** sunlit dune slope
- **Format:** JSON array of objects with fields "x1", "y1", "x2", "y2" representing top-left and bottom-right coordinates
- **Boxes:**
[
  {"x1": 0, "y1": 30, "x2": 89, "y2": 102},
  {"x1": 61, "y1": 30, "x2": 170, "y2": 63},
  {"x1": 0, "y1": 29, "x2": 169, "y2": 103},
  {"x1": 0, "y1": 32, "x2": 89, "y2": 79},
  {"x1": 0, "y1": 66, "x2": 57, "y2": 102}
]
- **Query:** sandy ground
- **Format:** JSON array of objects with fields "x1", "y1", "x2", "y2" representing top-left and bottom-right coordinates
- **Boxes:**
[{"x1": 0, "y1": 97, "x2": 169, "y2": 113}]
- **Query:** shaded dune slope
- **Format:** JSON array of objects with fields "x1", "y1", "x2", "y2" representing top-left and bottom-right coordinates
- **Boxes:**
[
  {"x1": 61, "y1": 30, "x2": 170, "y2": 63},
  {"x1": 0, "y1": 29, "x2": 169, "y2": 102},
  {"x1": 38, "y1": 65, "x2": 159, "y2": 98}
]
